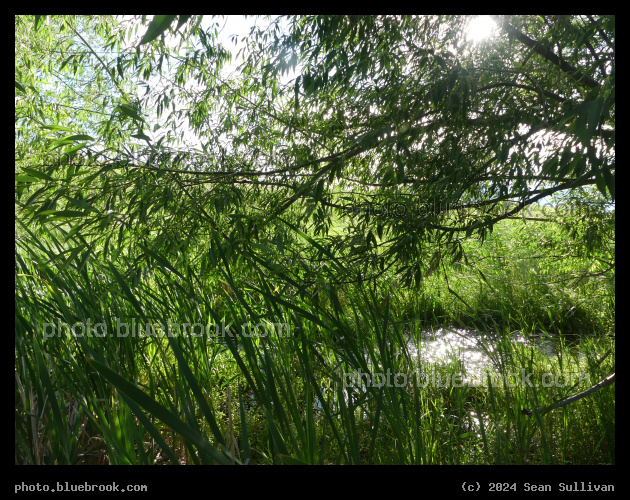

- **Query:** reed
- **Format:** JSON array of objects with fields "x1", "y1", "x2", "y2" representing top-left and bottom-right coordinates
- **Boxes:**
[{"x1": 15, "y1": 215, "x2": 614, "y2": 464}]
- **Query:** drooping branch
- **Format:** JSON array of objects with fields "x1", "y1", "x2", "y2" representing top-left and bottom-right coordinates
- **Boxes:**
[
  {"x1": 491, "y1": 16, "x2": 601, "y2": 90},
  {"x1": 425, "y1": 173, "x2": 598, "y2": 233},
  {"x1": 477, "y1": 82, "x2": 566, "y2": 102}
]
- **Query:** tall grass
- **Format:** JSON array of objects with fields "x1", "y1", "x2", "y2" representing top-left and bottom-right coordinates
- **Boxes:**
[{"x1": 15, "y1": 214, "x2": 614, "y2": 464}]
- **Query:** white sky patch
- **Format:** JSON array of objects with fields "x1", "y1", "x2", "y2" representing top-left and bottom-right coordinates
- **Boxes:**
[{"x1": 210, "y1": 15, "x2": 265, "y2": 73}]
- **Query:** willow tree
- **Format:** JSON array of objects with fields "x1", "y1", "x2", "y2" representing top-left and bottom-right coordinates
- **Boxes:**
[{"x1": 16, "y1": 15, "x2": 614, "y2": 292}]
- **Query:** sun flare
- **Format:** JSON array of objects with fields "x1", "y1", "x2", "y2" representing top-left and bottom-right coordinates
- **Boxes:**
[{"x1": 466, "y1": 15, "x2": 497, "y2": 43}]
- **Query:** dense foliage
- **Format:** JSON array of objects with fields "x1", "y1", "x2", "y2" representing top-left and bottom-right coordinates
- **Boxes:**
[
  {"x1": 15, "y1": 15, "x2": 614, "y2": 465},
  {"x1": 16, "y1": 15, "x2": 614, "y2": 288}
]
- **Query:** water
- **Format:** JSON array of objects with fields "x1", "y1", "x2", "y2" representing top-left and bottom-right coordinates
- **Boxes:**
[
  {"x1": 407, "y1": 326, "x2": 562, "y2": 386},
  {"x1": 231, "y1": 326, "x2": 571, "y2": 414},
  {"x1": 331, "y1": 326, "x2": 569, "y2": 425}
]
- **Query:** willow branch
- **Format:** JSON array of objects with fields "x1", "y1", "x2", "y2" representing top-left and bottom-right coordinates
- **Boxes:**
[{"x1": 492, "y1": 16, "x2": 601, "y2": 90}]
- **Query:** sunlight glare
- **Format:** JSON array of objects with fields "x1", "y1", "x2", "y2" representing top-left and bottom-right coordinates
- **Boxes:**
[{"x1": 466, "y1": 16, "x2": 497, "y2": 43}]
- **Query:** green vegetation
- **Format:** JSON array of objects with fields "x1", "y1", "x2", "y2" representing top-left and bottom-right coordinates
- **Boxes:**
[{"x1": 16, "y1": 15, "x2": 614, "y2": 465}]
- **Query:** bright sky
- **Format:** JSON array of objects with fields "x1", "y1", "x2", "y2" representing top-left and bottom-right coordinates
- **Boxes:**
[
  {"x1": 132, "y1": 15, "x2": 496, "y2": 139},
  {"x1": 466, "y1": 15, "x2": 497, "y2": 43},
  {"x1": 209, "y1": 15, "x2": 267, "y2": 69}
]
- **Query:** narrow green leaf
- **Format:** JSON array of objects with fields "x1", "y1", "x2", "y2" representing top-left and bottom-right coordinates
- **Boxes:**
[
  {"x1": 118, "y1": 393, "x2": 180, "y2": 464},
  {"x1": 63, "y1": 143, "x2": 88, "y2": 154},
  {"x1": 132, "y1": 133, "x2": 152, "y2": 142},
  {"x1": 278, "y1": 454, "x2": 308, "y2": 465},
  {"x1": 58, "y1": 245, "x2": 85, "y2": 273},
  {"x1": 314, "y1": 179, "x2": 324, "y2": 200},
  {"x1": 238, "y1": 388, "x2": 251, "y2": 464},
  {"x1": 117, "y1": 104, "x2": 144, "y2": 122},
  {"x1": 49, "y1": 139, "x2": 71, "y2": 150},
  {"x1": 137, "y1": 243, "x2": 185, "y2": 279},
  {"x1": 46, "y1": 210, "x2": 87, "y2": 218},
  {"x1": 107, "y1": 262, "x2": 147, "y2": 322},
  {"x1": 34, "y1": 345, "x2": 69, "y2": 461},
  {"x1": 65, "y1": 196, "x2": 100, "y2": 213},
  {"x1": 601, "y1": 166, "x2": 614, "y2": 200},
  {"x1": 164, "y1": 334, "x2": 230, "y2": 450},
  {"x1": 586, "y1": 98, "x2": 604, "y2": 143},
  {"x1": 33, "y1": 15, "x2": 45, "y2": 31},
  {"x1": 250, "y1": 242, "x2": 275, "y2": 254},
  {"x1": 573, "y1": 101, "x2": 592, "y2": 146},
  {"x1": 278, "y1": 216, "x2": 346, "y2": 274},
  {"x1": 21, "y1": 167, "x2": 53, "y2": 181},
  {"x1": 176, "y1": 15, "x2": 193, "y2": 32},
  {"x1": 15, "y1": 175, "x2": 40, "y2": 183},
  {"x1": 62, "y1": 134, "x2": 94, "y2": 142},
  {"x1": 86, "y1": 357, "x2": 234, "y2": 465},
  {"x1": 42, "y1": 124, "x2": 75, "y2": 134},
  {"x1": 139, "y1": 15, "x2": 178, "y2": 45},
  {"x1": 594, "y1": 169, "x2": 608, "y2": 198}
]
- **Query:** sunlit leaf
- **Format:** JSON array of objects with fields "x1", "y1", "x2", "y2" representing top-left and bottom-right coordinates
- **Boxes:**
[
  {"x1": 63, "y1": 143, "x2": 88, "y2": 154},
  {"x1": 33, "y1": 15, "x2": 45, "y2": 31}
]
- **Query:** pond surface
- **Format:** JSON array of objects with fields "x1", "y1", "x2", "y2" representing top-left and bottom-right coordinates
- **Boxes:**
[
  {"x1": 406, "y1": 327, "x2": 562, "y2": 386},
  {"x1": 236, "y1": 325, "x2": 588, "y2": 414}
]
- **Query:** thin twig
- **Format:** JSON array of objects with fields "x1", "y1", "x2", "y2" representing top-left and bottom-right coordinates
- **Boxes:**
[{"x1": 522, "y1": 371, "x2": 615, "y2": 417}]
